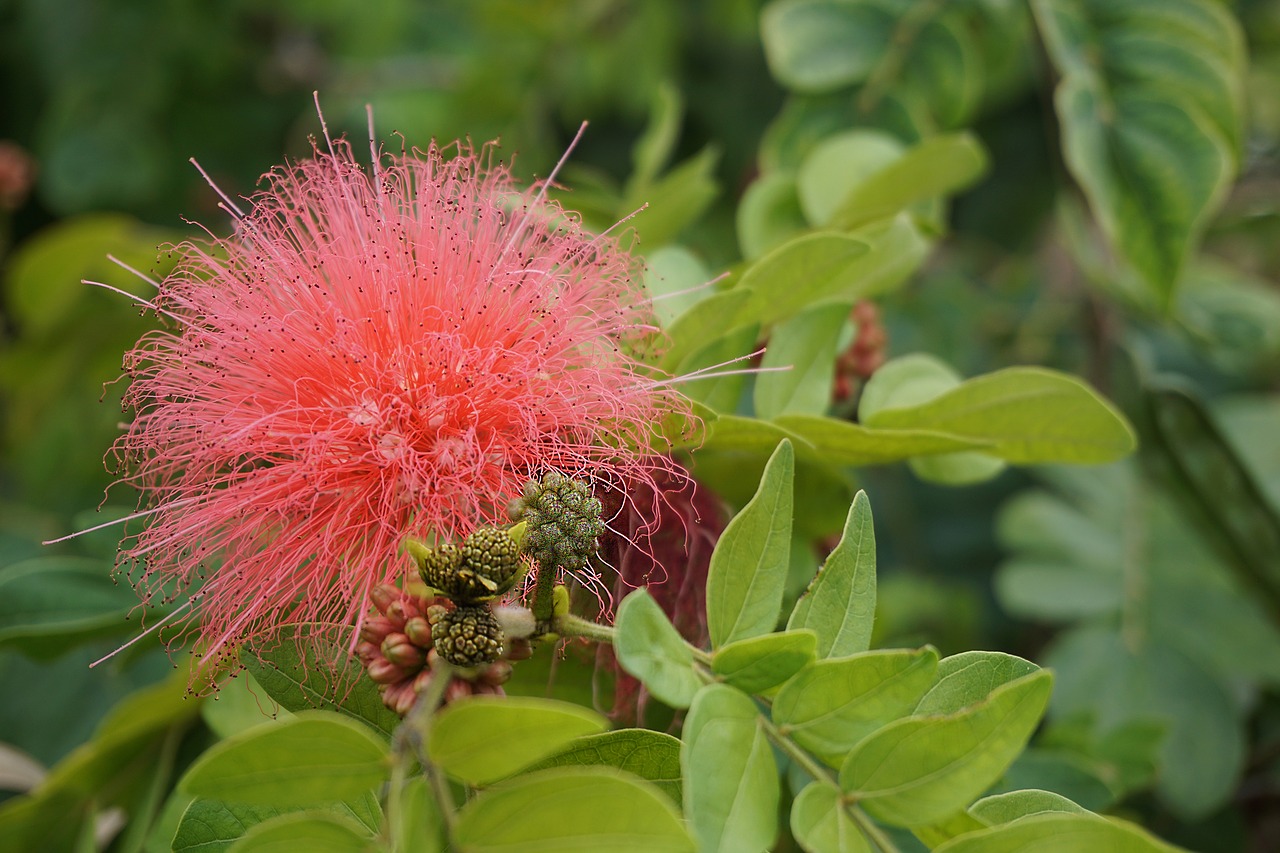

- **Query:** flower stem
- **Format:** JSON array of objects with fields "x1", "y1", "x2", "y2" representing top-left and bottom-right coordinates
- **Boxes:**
[
  {"x1": 554, "y1": 612, "x2": 615, "y2": 644},
  {"x1": 530, "y1": 564, "x2": 558, "y2": 623},
  {"x1": 392, "y1": 658, "x2": 458, "y2": 847}
]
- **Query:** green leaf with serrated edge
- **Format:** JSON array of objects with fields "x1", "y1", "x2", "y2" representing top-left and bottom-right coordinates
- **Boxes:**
[
  {"x1": 829, "y1": 134, "x2": 988, "y2": 231},
  {"x1": 173, "y1": 796, "x2": 382, "y2": 853},
  {"x1": 522, "y1": 730, "x2": 683, "y2": 804},
  {"x1": 776, "y1": 415, "x2": 990, "y2": 465},
  {"x1": 1033, "y1": 0, "x2": 1241, "y2": 305},
  {"x1": 773, "y1": 647, "x2": 938, "y2": 764},
  {"x1": 755, "y1": 303, "x2": 849, "y2": 419},
  {"x1": 968, "y1": 790, "x2": 1085, "y2": 825},
  {"x1": 683, "y1": 684, "x2": 779, "y2": 853},
  {"x1": 841, "y1": 670, "x2": 1053, "y2": 827},
  {"x1": 712, "y1": 630, "x2": 817, "y2": 694},
  {"x1": 0, "y1": 556, "x2": 143, "y2": 658},
  {"x1": 706, "y1": 439, "x2": 795, "y2": 648},
  {"x1": 761, "y1": 0, "x2": 892, "y2": 92},
  {"x1": 226, "y1": 811, "x2": 371, "y2": 853},
  {"x1": 180, "y1": 712, "x2": 387, "y2": 807},
  {"x1": 788, "y1": 491, "x2": 876, "y2": 658},
  {"x1": 241, "y1": 629, "x2": 400, "y2": 738},
  {"x1": 933, "y1": 811, "x2": 1183, "y2": 853},
  {"x1": 790, "y1": 782, "x2": 871, "y2": 853},
  {"x1": 915, "y1": 652, "x2": 1040, "y2": 716},
  {"x1": 798, "y1": 130, "x2": 904, "y2": 227},
  {"x1": 864, "y1": 368, "x2": 1135, "y2": 464},
  {"x1": 454, "y1": 767, "x2": 695, "y2": 852},
  {"x1": 614, "y1": 589, "x2": 702, "y2": 709},
  {"x1": 660, "y1": 289, "x2": 753, "y2": 371},
  {"x1": 428, "y1": 696, "x2": 608, "y2": 786},
  {"x1": 733, "y1": 232, "x2": 871, "y2": 329}
]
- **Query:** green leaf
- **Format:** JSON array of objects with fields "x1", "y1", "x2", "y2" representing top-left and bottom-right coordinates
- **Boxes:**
[
  {"x1": 683, "y1": 684, "x2": 779, "y2": 853},
  {"x1": 733, "y1": 232, "x2": 871, "y2": 328},
  {"x1": 1033, "y1": 0, "x2": 1242, "y2": 304},
  {"x1": 712, "y1": 630, "x2": 818, "y2": 694},
  {"x1": 841, "y1": 670, "x2": 1054, "y2": 826},
  {"x1": 968, "y1": 790, "x2": 1085, "y2": 825},
  {"x1": 701, "y1": 414, "x2": 814, "y2": 457},
  {"x1": 828, "y1": 134, "x2": 989, "y2": 231},
  {"x1": 522, "y1": 730, "x2": 683, "y2": 804},
  {"x1": 788, "y1": 491, "x2": 877, "y2": 658},
  {"x1": 630, "y1": 82, "x2": 683, "y2": 192},
  {"x1": 761, "y1": 0, "x2": 891, "y2": 92},
  {"x1": 776, "y1": 414, "x2": 989, "y2": 465},
  {"x1": 933, "y1": 812, "x2": 1182, "y2": 853},
  {"x1": 614, "y1": 589, "x2": 702, "y2": 709},
  {"x1": 180, "y1": 712, "x2": 388, "y2": 807},
  {"x1": 755, "y1": 303, "x2": 849, "y2": 419},
  {"x1": 660, "y1": 289, "x2": 753, "y2": 371},
  {"x1": 915, "y1": 652, "x2": 1041, "y2": 716},
  {"x1": 0, "y1": 556, "x2": 142, "y2": 658},
  {"x1": 797, "y1": 130, "x2": 904, "y2": 227},
  {"x1": 173, "y1": 796, "x2": 381, "y2": 853},
  {"x1": 706, "y1": 439, "x2": 795, "y2": 647},
  {"x1": 773, "y1": 647, "x2": 939, "y2": 763},
  {"x1": 226, "y1": 811, "x2": 372, "y2": 853},
  {"x1": 201, "y1": 673, "x2": 291, "y2": 739},
  {"x1": 624, "y1": 147, "x2": 719, "y2": 248},
  {"x1": 428, "y1": 695, "x2": 608, "y2": 786},
  {"x1": 737, "y1": 172, "x2": 808, "y2": 261},
  {"x1": 454, "y1": 767, "x2": 695, "y2": 852},
  {"x1": 240, "y1": 630, "x2": 401, "y2": 738},
  {"x1": 678, "y1": 324, "x2": 758, "y2": 413},
  {"x1": 863, "y1": 367, "x2": 1136, "y2": 464},
  {"x1": 644, "y1": 245, "x2": 713, "y2": 328},
  {"x1": 790, "y1": 782, "x2": 871, "y2": 853}
]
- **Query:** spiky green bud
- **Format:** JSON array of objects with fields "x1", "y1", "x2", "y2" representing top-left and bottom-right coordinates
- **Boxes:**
[
  {"x1": 408, "y1": 527, "x2": 522, "y2": 603},
  {"x1": 510, "y1": 472, "x2": 605, "y2": 574},
  {"x1": 432, "y1": 604, "x2": 504, "y2": 667}
]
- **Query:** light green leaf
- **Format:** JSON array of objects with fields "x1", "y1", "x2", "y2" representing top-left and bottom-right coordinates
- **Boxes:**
[
  {"x1": 678, "y1": 324, "x2": 758, "y2": 413},
  {"x1": 712, "y1": 630, "x2": 818, "y2": 694},
  {"x1": 737, "y1": 172, "x2": 809, "y2": 261},
  {"x1": 790, "y1": 782, "x2": 872, "y2": 853},
  {"x1": 858, "y1": 354, "x2": 961, "y2": 417},
  {"x1": 775, "y1": 414, "x2": 989, "y2": 465},
  {"x1": 201, "y1": 673, "x2": 291, "y2": 740},
  {"x1": 915, "y1": 652, "x2": 1041, "y2": 716},
  {"x1": 755, "y1": 303, "x2": 849, "y2": 419},
  {"x1": 797, "y1": 130, "x2": 904, "y2": 227},
  {"x1": 733, "y1": 232, "x2": 871, "y2": 328},
  {"x1": 428, "y1": 696, "x2": 608, "y2": 786},
  {"x1": 933, "y1": 811, "x2": 1182, "y2": 853},
  {"x1": 968, "y1": 789, "x2": 1086, "y2": 825},
  {"x1": 788, "y1": 490, "x2": 877, "y2": 658},
  {"x1": 173, "y1": 796, "x2": 382, "y2": 853},
  {"x1": 0, "y1": 556, "x2": 142, "y2": 658},
  {"x1": 180, "y1": 712, "x2": 388, "y2": 807},
  {"x1": 226, "y1": 812, "x2": 372, "y2": 853},
  {"x1": 522, "y1": 730, "x2": 683, "y2": 804},
  {"x1": 701, "y1": 414, "x2": 813, "y2": 456},
  {"x1": 660, "y1": 289, "x2": 753, "y2": 371},
  {"x1": 614, "y1": 589, "x2": 702, "y2": 709},
  {"x1": 241, "y1": 630, "x2": 401, "y2": 738},
  {"x1": 683, "y1": 684, "x2": 779, "y2": 853},
  {"x1": 707, "y1": 439, "x2": 795, "y2": 647},
  {"x1": 454, "y1": 767, "x2": 695, "y2": 852},
  {"x1": 863, "y1": 367, "x2": 1136, "y2": 464},
  {"x1": 630, "y1": 82, "x2": 683, "y2": 192},
  {"x1": 829, "y1": 134, "x2": 988, "y2": 231},
  {"x1": 644, "y1": 245, "x2": 713, "y2": 328},
  {"x1": 1034, "y1": 0, "x2": 1242, "y2": 305},
  {"x1": 841, "y1": 671, "x2": 1054, "y2": 826},
  {"x1": 773, "y1": 647, "x2": 939, "y2": 763}
]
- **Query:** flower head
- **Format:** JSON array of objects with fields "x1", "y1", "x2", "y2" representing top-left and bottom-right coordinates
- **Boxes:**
[{"x1": 111, "y1": 124, "x2": 689, "y2": 669}]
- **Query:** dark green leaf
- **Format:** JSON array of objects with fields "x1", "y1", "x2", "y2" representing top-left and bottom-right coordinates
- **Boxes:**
[{"x1": 0, "y1": 556, "x2": 141, "y2": 658}]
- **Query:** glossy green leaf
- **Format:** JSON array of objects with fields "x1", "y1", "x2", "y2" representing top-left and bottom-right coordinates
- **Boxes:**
[
  {"x1": 968, "y1": 789, "x2": 1085, "y2": 825},
  {"x1": 841, "y1": 671, "x2": 1054, "y2": 826},
  {"x1": 241, "y1": 630, "x2": 401, "y2": 738},
  {"x1": 711, "y1": 630, "x2": 817, "y2": 694},
  {"x1": 180, "y1": 712, "x2": 388, "y2": 807},
  {"x1": 933, "y1": 812, "x2": 1181, "y2": 853},
  {"x1": 733, "y1": 232, "x2": 871, "y2": 328},
  {"x1": 915, "y1": 652, "x2": 1041, "y2": 716},
  {"x1": 428, "y1": 696, "x2": 608, "y2": 786},
  {"x1": 0, "y1": 556, "x2": 141, "y2": 658},
  {"x1": 1034, "y1": 0, "x2": 1243, "y2": 305},
  {"x1": 755, "y1": 303, "x2": 849, "y2": 419},
  {"x1": 773, "y1": 647, "x2": 939, "y2": 763},
  {"x1": 226, "y1": 811, "x2": 372, "y2": 853},
  {"x1": 522, "y1": 730, "x2": 683, "y2": 804},
  {"x1": 706, "y1": 439, "x2": 795, "y2": 647},
  {"x1": 829, "y1": 134, "x2": 988, "y2": 231},
  {"x1": 788, "y1": 490, "x2": 877, "y2": 657},
  {"x1": 864, "y1": 367, "x2": 1136, "y2": 464},
  {"x1": 173, "y1": 796, "x2": 381, "y2": 853},
  {"x1": 683, "y1": 684, "x2": 779, "y2": 853},
  {"x1": 614, "y1": 589, "x2": 702, "y2": 709},
  {"x1": 790, "y1": 782, "x2": 871, "y2": 853},
  {"x1": 797, "y1": 130, "x2": 904, "y2": 226},
  {"x1": 454, "y1": 767, "x2": 695, "y2": 852}
]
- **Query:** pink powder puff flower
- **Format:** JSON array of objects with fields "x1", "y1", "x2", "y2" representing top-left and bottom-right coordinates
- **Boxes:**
[{"x1": 98, "y1": 116, "x2": 693, "y2": 672}]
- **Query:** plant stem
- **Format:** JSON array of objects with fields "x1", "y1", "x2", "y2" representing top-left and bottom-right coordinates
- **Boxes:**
[
  {"x1": 530, "y1": 564, "x2": 558, "y2": 623},
  {"x1": 555, "y1": 612, "x2": 615, "y2": 644},
  {"x1": 391, "y1": 658, "x2": 458, "y2": 847}
]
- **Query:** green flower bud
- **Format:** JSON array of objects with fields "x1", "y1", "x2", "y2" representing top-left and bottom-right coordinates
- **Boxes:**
[
  {"x1": 409, "y1": 528, "x2": 522, "y2": 603},
  {"x1": 432, "y1": 604, "x2": 504, "y2": 667},
  {"x1": 510, "y1": 472, "x2": 605, "y2": 574}
]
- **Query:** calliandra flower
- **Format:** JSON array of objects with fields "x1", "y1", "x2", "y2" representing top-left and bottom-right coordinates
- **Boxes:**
[{"x1": 96, "y1": 114, "x2": 693, "y2": 673}]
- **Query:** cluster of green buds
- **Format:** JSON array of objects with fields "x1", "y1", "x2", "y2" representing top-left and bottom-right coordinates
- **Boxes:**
[
  {"x1": 356, "y1": 583, "x2": 511, "y2": 715},
  {"x1": 509, "y1": 471, "x2": 606, "y2": 577}
]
